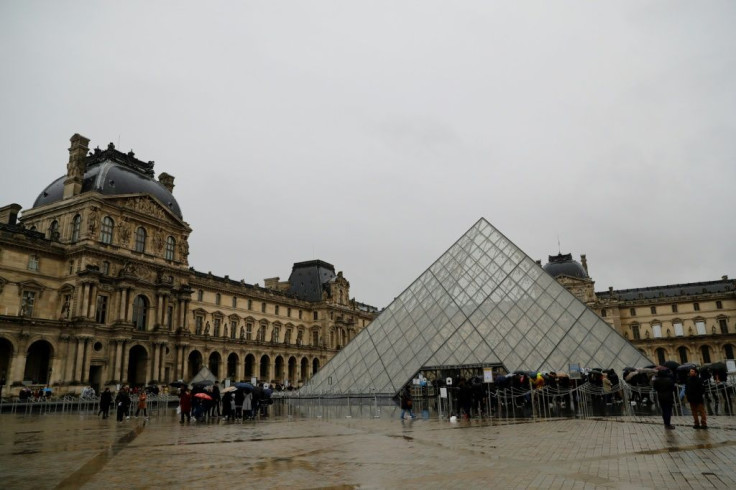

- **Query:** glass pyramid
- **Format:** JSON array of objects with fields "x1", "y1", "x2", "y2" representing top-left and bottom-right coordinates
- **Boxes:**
[{"x1": 300, "y1": 218, "x2": 651, "y2": 396}]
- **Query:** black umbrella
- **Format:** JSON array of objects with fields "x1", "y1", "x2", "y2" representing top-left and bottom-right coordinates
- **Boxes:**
[
  {"x1": 169, "y1": 381, "x2": 187, "y2": 388},
  {"x1": 676, "y1": 362, "x2": 698, "y2": 372},
  {"x1": 663, "y1": 360, "x2": 680, "y2": 371},
  {"x1": 235, "y1": 382, "x2": 254, "y2": 392}
]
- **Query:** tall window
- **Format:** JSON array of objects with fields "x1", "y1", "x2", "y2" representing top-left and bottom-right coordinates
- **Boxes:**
[
  {"x1": 312, "y1": 330, "x2": 319, "y2": 347},
  {"x1": 650, "y1": 306, "x2": 656, "y2": 314},
  {"x1": 258, "y1": 324, "x2": 266, "y2": 342},
  {"x1": 167, "y1": 305, "x2": 173, "y2": 329},
  {"x1": 726, "y1": 344, "x2": 735, "y2": 360},
  {"x1": 285, "y1": 329, "x2": 292, "y2": 344},
  {"x1": 313, "y1": 311, "x2": 318, "y2": 321},
  {"x1": 297, "y1": 330, "x2": 304, "y2": 346},
  {"x1": 652, "y1": 324, "x2": 662, "y2": 338},
  {"x1": 215, "y1": 293, "x2": 221, "y2": 306},
  {"x1": 629, "y1": 308, "x2": 636, "y2": 316},
  {"x1": 600, "y1": 308, "x2": 607, "y2": 317},
  {"x1": 135, "y1": 227, "x2": 147, "y2": 252},
  {"x1": 716, "y1": 300, "x2": 723, "y2": 309},
  {"x1": 247, "y1": 299, "x2": 252, "y2": 310},
  {"x1": 132, "y1": 295, "x2": 148, "y2": 331},
  {"x1": 195, "y1": 316, "x2": 203, "y2": 335},
  {"x1": 671, "y1": 304, "x2": 678, "y2": 313},
  {"x1": 21, "y1": 291, "x2": 36, "y2": 317},
  {"x1": 261, "y1": 302, "x2": 266, "y2": 313},
  {"x1": 719, "y1": 318, "x2": 728, "y2": 334},
  {"x1": 656, "y1": 348, "x2": 666, "y2": 365},
  {"x1": 631, "y1": 324, "x2": 640, "y2": 340},
  {"x1": 232, "y1": 296, "x2": 237, "y2": 308},
  {"x1": 197, "y1": 290, "x2": 203, "y2": 301},
  {"x1": 246, "y1": 322, "x2": 253, "y2": 340},
  {"x1": 27, "y1": 254, "x2": 39, "y2": 271},
  {"x1": 272, "y1": 327, "x2": 279, "y2": 343},
  {"x1": 696, "y1": 320, "x2": 706, "y2": 335},
  {"x1": 275, "y1": 305, "x2": 280, "y2": 316},
  {"x1": 101, "y1": 261, "x2": 110, "y2": 275},
  {"x1": 71, "y1": 214, "x2": 81, "y2": 243},
  {"x1": 165, "y1": 236, "x2": 175, "y2": 260},
  {"x1": 100, "y1": 217, "x2": 114, "y2": 244},
  {"x1": 694, "y1": 302, "x2": 700, "y2": 311},
  {"x1": 213, "y1": 318, "x2": 221, "y2": 337},
  {"x1": 678, "y1": 346, "x2": 688, "y2": 363},
  {"x1": 48, "y1": 220, "x2": 59, "y2": 240},
  {"x1": 95, "y1": 296, "x2": 108, "y2": 324},
  {"x1": 701, "y1": 346, "x2": 711, "y2": 364},
  {"x1": 673, "y1": 322, "x2": 684, "y2": 337},
  {"x1": 230, "y1": 320, "x2": 237, "y2": 339}
]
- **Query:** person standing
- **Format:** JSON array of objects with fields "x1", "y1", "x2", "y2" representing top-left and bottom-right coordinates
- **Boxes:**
[
  {"x1": 135, "y1": 390, "x2": 148, "y2": 419},
  {"x1": 179, "y1": 388, "x2": 192, "y2": 423},
  {"x1": 685, "y1": 368, "x2": 707, "y2": 429},
  {"x1": 652, "y1": 369, "x2": 676, "y2": 429},
  {"x1": 211, "y1": 382, "x2": 221, "y2": 418},
  {"x1": 99, "y1": 388, "x2": 113, "y2": 419},
  {"x1": 399, "y1": 385, "x2": 416, "y2": 419}
]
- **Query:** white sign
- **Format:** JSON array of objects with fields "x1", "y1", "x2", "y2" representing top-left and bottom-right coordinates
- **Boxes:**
[
  {"x1": 440, "y1": 387, "x2": 448, "y2": 398},
  {"x1": 251, "y1": 377, "x2": 257, "y2": 385},
  {"x1": 446, "y1": 377, "x2": 453, "y2": 386},
  {"x1": 727, "y1": 360, "x2": 736, "y2": 373},
  {"x1": 483, "y1": 368, "x2": 494, "y2": 383}
]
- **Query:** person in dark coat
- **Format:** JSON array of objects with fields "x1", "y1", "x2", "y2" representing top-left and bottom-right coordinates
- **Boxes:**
[
  {"x1": 99, "y1": 387, "x2": 113, "y2": 419},
  {"x1": 399, "y1": 385, "x2": 416, "y2": 419},
  {"x1": 115, "y1": 387, "x2": 131, "y2": 422},
  {"x1": 211, "y1": 382, "x2": 221, "y2": 417},
  {"x1": 652, "y1": 369, "x2": 676, "y2": 429},
  {"x1": 685, "y1": 368, "x2": 707, "y2": 429}
]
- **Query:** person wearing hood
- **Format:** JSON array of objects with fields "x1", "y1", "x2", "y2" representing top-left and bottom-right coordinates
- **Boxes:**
[{"x1": 652, "y1": 369, "x2": 676, "y2": 429}]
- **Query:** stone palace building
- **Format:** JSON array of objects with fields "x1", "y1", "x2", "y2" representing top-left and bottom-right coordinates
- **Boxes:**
[
  {"x1": 543, "y1": 253, "x2": 736, "y2": 368},
  {"x1": 0, "y1": 134, "x2": 377, "y2": 394}
]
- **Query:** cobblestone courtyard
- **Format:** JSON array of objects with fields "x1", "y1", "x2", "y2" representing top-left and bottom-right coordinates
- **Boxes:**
[{"x1": 2, "y1": 412, "x2": 736, "y2": 489}]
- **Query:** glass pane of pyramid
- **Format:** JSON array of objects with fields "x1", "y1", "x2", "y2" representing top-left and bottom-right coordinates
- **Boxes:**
[{"x1": 299, "y1": 218, "x2": 651, "y2": 395}]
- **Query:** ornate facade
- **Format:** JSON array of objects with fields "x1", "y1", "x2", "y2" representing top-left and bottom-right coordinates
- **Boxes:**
[
  {"x1": 543, "y1": 253, "x2": 736, "y2": 368},
  {"x1": 0, "y1": 134, "x2": 377, "y2": 394}
]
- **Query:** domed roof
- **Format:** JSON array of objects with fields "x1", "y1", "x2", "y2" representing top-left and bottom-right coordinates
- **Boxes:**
[
  {"x1": 33, "y1": 143, "x2": 183, "y2": 219},
  {"x1": 543, "y1": 253, "x2": 588, "y2": 279}
]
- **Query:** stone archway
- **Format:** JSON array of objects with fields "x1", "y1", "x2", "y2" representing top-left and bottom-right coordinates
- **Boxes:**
[
  {"x1": 288, "y1": 356, "x2": 297, "y2": 387},
  {"x1": 312, "y1": 358, "x2": 320, "y2": 376},
  {"x1": 188, "y1": 350, "x2": 203, "y2": 380},
  {"x1": 127, "y1": 345, "x2": 149, "y2": 386},
  {"x1": 300, "y1": 357, "x2": 309, "y2": 384},
  {"x1": 244, "y1": 354, "x2": 256, "y2": 380},
  {"x1": 0, "y1": 337, "x2": 13, "y2": 382},
  {"x1": 259, "y1": 355, "x2": 271, "y2": 382},
  {"x1": 24, "y1": 340, "x2": 53, "y2": 385},
  {"x1": 274, "y1": 355, "x2": 284, "y2": 383},
  {"x1": 226, "y1": 353, "x2": 239, "y2": 380},
  {"x1": 209, "y1": 351, "x2": 222, "y2": 378}
]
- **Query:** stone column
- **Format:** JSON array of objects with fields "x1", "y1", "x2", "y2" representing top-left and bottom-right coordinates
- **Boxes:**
[
  {"x1": 182, "y1": 300, "x2": 190, "y2": 331},
  {"x1": 151, "y1": 343, "x2": 160, "y2": 382},
  {"x1": 10, "y1": 351, "x2": 26, "y2": 385},
  {"x1": 73, "y1": 284, "x2": 84, "y2": 318},
  {"x1": 81, "y1": 338, "x2": 91, "y2": 383},
  {"x1": 62, "y1": 336, "x2": 74, "y2": 383},
  {"x1": 107, "y1": 340, "x2": 117, "y2": 385},
  {"x1": 122, "y1": 288, "x2": 130, "y2": 321},
  {"x1": 121, "y1": 344, "x2": 129, "y2": 384},
  {"x1": 74, "y1": 337, "x2": 85, "y2": 382},
  {"x1": 114, "y1": 340, "x2": 123, "y2": 382}
]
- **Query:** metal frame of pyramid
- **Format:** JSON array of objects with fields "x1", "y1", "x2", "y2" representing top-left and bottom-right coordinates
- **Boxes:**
[{"x1": 300, "y1": 218, "x2": 651, "y2": 396}]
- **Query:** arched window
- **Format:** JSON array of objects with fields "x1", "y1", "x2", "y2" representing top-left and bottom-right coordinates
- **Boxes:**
[
  {"x1": 135, "y1": 227, "x2": 147, "y2": 252},
  {"x1": 678, "y1": 346, "x2": 688, "y2": 364},
  {"x1": 71, "y1": 214, "x2": 81, "y2": 243},
  {"x1": 100, "y1": 217, "x2": 114, "y2": 244},
  {"x1": 165, "y1": 236, "x2": 175, "y2": 260},
  {"x1": 132, "y1": 295, "x2": 148, "y2": 331}
]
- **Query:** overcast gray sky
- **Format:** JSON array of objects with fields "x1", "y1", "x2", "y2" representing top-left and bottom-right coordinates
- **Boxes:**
[{"x1": 1, "y1": 1, "x2": 734, "y2": 308}]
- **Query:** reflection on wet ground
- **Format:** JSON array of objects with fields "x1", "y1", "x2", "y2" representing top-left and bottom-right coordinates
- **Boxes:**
[{"x1": 1, "y1": 413, "x2": 736, "y2": 488}]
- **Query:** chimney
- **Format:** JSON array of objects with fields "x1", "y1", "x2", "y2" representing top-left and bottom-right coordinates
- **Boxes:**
[
  {"x1": 158, "y1": 172, "x2": 175, "y2": 193},
  {"x1": 63, "y1": 133, "x2": 90, "y2": 199},
  {"x1": 0, "y1": 203, "x2": 22, "y2": 225},
  {"x1": 580, "y1": 254, "x2": 588, "y2": 274}
]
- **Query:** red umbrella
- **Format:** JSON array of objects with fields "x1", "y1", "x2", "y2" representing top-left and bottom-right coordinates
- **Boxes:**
[{"x1": 194, "y1": 392, "x2": 212, "y2": 400}]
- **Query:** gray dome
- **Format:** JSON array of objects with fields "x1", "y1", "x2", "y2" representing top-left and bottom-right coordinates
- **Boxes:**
[
  {"x1": 33, "y1": 144, "x2": 182, "y2": 219},
  {"x1": 543, "y1": 253, "x2": 588, "y2": 279}
]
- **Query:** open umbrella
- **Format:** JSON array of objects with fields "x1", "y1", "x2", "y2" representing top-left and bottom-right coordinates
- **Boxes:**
[
  {"x1": 169, "y1": 381, "x2": 187, "y2": 388},
  {"x1": 221, "y1": 386, "x2": 237, "y2": 393},
  {"x1": 663, "y1": 360, "x2": 680, "y2": 371},
  {"x1": 235, "y1": 382, "x2": 254, "y2": 392},
  {"x1": 194, "y1": 392, "x2": 212, "y2": 400}
]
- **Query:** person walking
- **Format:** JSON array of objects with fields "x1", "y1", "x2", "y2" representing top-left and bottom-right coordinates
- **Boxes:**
[
  {"x1": 135, "y1": 390, "x2": 148, "y2": 419},
  {"x1": 115, "y1": 387, "x2": 131, "y2": 422},
  {"x1": 652, "y1": 369, "x2": 676, "y2": 429},
  {"x1": 399, "y1": 385, "x2": 416, "y2": 419},
  {"x1": 685, "y1": 368, "x2": 707, "y2": 429},
  {"x1": 99, "y1": 387, "x2": 113, "y2": 419}
]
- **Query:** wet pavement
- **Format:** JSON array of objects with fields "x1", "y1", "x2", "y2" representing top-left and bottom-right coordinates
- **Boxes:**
[{"x1": 2, "y1": 411, "x2": 736, "y2": 489}]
